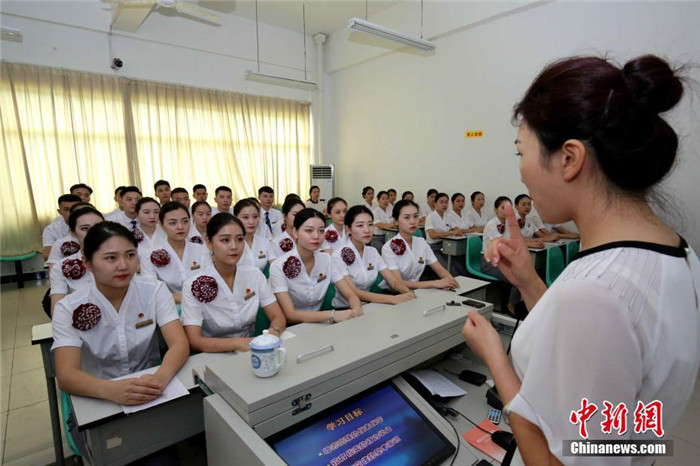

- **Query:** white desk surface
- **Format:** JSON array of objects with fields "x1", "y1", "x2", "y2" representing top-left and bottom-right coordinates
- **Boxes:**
[
  {"x1": 444, "y1": 233, "x2": 482, "y2": 240},
  {"x1": 31, "y1": 322, "x2": 53, "y2": 343}
]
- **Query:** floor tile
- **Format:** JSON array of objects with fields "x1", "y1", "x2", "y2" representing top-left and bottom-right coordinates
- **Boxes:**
[
  {"x1": 1, "y1": 411, "x2": 7, "y2": 463},
  {"x1": 2, "y1": 444, "x2": 74, "y2": 466},
  {"x1": 3, "y1": 400, "x2": 55, "y2": 464},
  {"x1": 1, "y1": 375, "x2": 10, "y2": 413},
  {"x1": 672, "y1": 395, "x2": 700, "y2": 447},
  {"x1": 0, "y1": 349, "x2": 13, "y2": 378},
  {"x1": 15, "y1": 306, "x2": 49, "y2": 328},
  {"x1": 1, "y1": 322, "x2": 16, "y2": 350},
  {"x1": 8, "y1": 368, "x2": 47, "y2": 411},
  {"x1": 11, "y1": 344, "x2": 43, "y2": 375},
  {"x1": 13, "y1": 325, "x2": 33, "y2": 349},
  {"x1": 656, "y1": 435, "x2": 700, "y2": 465}
]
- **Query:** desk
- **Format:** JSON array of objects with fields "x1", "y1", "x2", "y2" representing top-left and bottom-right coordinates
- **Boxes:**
[
  {"x1": 385, "y1": 227, "x2": 425, "y2": 241},
  {"x1": 530, "y1": 239, "x2": 578, "y2": 271},
  {"x1": 442, "y1": 233, "x2": 481, "y2": 272}
]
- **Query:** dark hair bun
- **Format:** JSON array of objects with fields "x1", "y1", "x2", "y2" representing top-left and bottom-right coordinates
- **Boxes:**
[{"x1": 623, "y1": 55, "x2": 683, "y2": 115}]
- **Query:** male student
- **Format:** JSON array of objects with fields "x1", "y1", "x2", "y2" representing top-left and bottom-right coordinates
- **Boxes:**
[
  {"x1": 211, "y1": 186, "x2": 233, "y2": 215},
  {"x1": 69, "y1": 183, "x2": 92, "y2": 203},
  {"x1": 387, "y1": 188, "x2": 397, "y2": 210},
  {"x1": 171, "y1": 187, "x2": 191, "y2": 209},
  {"x1": 192, "y1": 184, "x2": 208, "y2": 202},
  {"x1": 258, "y1": 185, "x2": 283, "y2": 238},
  {"x1": 108, "y1": 186, "x2": 126, "y2": 217},
  {"x1": 106, "y1": 186, "x2": 142, "y2": 229},
  {"x1": 154, "y1": 179, "x2": 171, "y2": 205},
  {"x1": 42, "y1": 194, "x2": 81, "y2": 260}
]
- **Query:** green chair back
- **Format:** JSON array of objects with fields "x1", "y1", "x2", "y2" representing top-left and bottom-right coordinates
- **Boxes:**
[
  {"x1": 413, "y1": 228, "x2": 425, "y2": 238},
  {"x1": 254, "y1": 307, "x2": 271, "y2": 336},
  {"x1": 465, "y1": 236, "x2": 498, "y2": 281},
  {"x1": 61, "y1": 392, "x2": 81, "y2": 456},
  {"x1": 566, "y1": 241, "x2": 580, "y2": 265},
  {"x1": 545, "y1": 246, "x2": 566, "y2": 287},
  {"x1": 263, "y1": 263, "x2": 270, "y2": 279},
  {"x1": 322, "y1": 283, "x2": 336, "y2": 310},
  {"x1": 369, "y1": 273, "x2": 385, "y2": 293}
]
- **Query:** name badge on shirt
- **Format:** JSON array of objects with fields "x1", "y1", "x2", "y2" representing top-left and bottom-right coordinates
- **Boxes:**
[
  {"x1": 418, "y1": 257, "x2": 425, "y2": 265},
  {"x1": 317, "y1": 273, "x2": 327, "y2": 283},
  {"x1": 367, "y1": 263, "x2": 375, "y2": 271},
  {"x1": 244, "y1": 289, "x2": 256, "y2": 300},
  {"x1": 258, "y1": 251, "x2": 266, "y2": 259},
  {"x1": 135, "y1": 319, "x2": 154, "y2": 329},
  {"x1": 190, "y1": 261, "x2": 201, "y2": 271}
]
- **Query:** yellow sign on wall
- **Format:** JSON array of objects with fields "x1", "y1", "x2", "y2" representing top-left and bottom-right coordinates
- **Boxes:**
[{"x1": 465, "y1": 130, "x2": 484, "y2": 138}]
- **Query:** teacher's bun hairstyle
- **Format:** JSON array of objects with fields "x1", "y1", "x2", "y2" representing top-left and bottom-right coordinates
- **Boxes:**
[{"x1": 513, "y1": 54, "x2": 684, "y2": 194}]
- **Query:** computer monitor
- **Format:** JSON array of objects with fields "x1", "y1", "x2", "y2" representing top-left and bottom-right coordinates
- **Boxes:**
[{"x1": 267, "y1": 381, "x2": 455, "y2": 466}]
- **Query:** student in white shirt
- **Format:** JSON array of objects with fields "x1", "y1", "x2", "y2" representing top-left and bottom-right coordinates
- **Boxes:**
[
  {"x1": 361, "y1": 186, "x2": 376, "y2": 211},
  {"x1": 106, "y1": 186, "x2": 142, "y2": 230},
  {"x1": 320, "y1": 197, "x2": 349, "y2": 254},
  {"x1": 463, "y1": 55, "x2": 700, "y2": 465},
  {"x1": 333, "y1": 205, "x2": 415, "y2": 307},
  {"x1": 106, "y1": 186, "x2": 126, "y2": 219},
  {"x1": 49, "y1": 207, "x2": 104, "y2": 317},
  {"x1": 382, "y1": 200, "x2": 459, "y2": 291},
  {"x1": 189, "y1": 201, "x2": 211, "y2": 244},
  {"x1": 268, "y1": 197, "x2": 305, "y2": 261},
  {"x1": 154, "y1": 179, "x2": 171, "y2": 205},
  {"x1": 234, "y1": 199, "x2": 271, "y2": 272},
  {"x1": 270, "y1": 209, "x2": 363, "y2": 324},
  {"x1": 52, "y1": 221, "x2": 189, "y2": 455},
  {"x1": 425, "y1": 192, "x2": 467, "y2": 276},
  {"x1": 418, "y1": 188, "x2": 437, "y2": 226},
  {"x1": 514, "y1": 194, "x2": 558, "y2": 241},
  {"x1": 42, "y1": 194, "x2": 81, "y2": 260},
  {"x1": 46, "y1": 202, "x2": 94, "y2": 271},
  {"x1": 465, "y1": 191, "x2": 488, "y2": 232},
  {"x1": 133, "y1": 197, "x2": 166, "y2": 254},
  {"x1": 211, "y1": 185, "x2": 233, "y2": 215},
  {"x1": 140, "y1": 202, "x2": 213, "y2": 305},
  {"x1": 69, "y1": 183, "x2": 92, "y2": 203},
  {"x1": 257, "y1": 186, "x2": 283, "y2": 237},
  {"x1": 387, "y1": 189, "x2": 397, "y2": 210},
  {"x1": 401, "y1": 191, "x2": 414, "y2": 202},
  {"x1": 181, "y1": 214, "x2": 286, "y2": 352},
  {"x1": 305, "y1": 185, "x2": 326, "y2": 215},
  {"x1": 171, "y1": 187, "x2": 190, "y2": 210},
  {"x1": 192, "y1": 184, "x2": 208, "y2": 202},
  {"x1": 447, "y1": 193, "x2": 481, "y2": 234},
  {"x1": 371, "y1": 191, "x2": 395, "y2": 251}
]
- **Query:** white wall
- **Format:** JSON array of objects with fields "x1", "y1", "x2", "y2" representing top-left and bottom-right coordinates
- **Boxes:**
[
  {"x1": 322, "y1": 1, "x2": 700, "y2": 251},
  {"x1": 0, "y1": 1, "x2": 317, "y2": 101}
]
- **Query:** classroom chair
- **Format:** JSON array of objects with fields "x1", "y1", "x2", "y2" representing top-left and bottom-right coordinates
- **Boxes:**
[
  {"x1": 322, "y1": 283, "x2": 336, "y2": 310},
  {"x1": 413, "y1": 228, "x2": 425, "y2": 239},
  {"x1": 0, "y1": 250, "x2": 38, "y2": 288},
  {"x1": 566, "y1": 240, "x2": 580, "y2": 265},
  {"x1": 545, "y1": 246, "x2": 566, "y2": 287},
  {"x1": 254, "y1": 307, "x2": 271, "y2": 336},
  {"x1": 465, "y1": 236, "x2": 511, "y2": 313},
  {"x1": 369, "y1": 274, "x2": 385, "y2": 293},
  {"x1": 263, "y1": 262, "x2": 270, "y2": 279}
]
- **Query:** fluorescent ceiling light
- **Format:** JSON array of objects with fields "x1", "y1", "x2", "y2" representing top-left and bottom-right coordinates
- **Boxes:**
[
  {"x1": 245, "y1": 71, "x2": 317, "y2": 91},
  {"x1": 347, "y1": 17, "x2": 436, "y2": 52},
  {"x1": 1, "y1": 28, "x2": 23, "y2": 43}
]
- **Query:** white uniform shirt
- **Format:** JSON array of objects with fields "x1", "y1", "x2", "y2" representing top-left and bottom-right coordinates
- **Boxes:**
[
  {"x1": 47, "y1": 235, "x2": 81, "y2": 266},
  {"x1": 331, "y1": 241, "x2": 387, "y2": 308},
  {"x1": 465, "y1": 206, "x2": 488, "y2": 227},
  {"x1": 42, "y1": 217, "x2": 69, "y2": 247},
  {"x1": 363, "y1": 201, "x2": 377, "y2": 212},
  {"x1": 211, "y1": 207, "x2": 233, "y2": 216},
  {"x1": 321, "y1": 224, "x2": 348, "y2": 253},
  {"x1": 187, "y1": 223, "x2": 207, "y2": 244},
  {"x1": 373, "y1": 206, "x2": 393, "y2": 236},
  {"x1": 419, "y1": 202, "x2": 434, "y2": 219},
  {"x1": 49, "y1": 252, "x2": 94, "y2": 296},
  {"x1": 260, "y1": 208, "x2": 284, "y2": 238},
  {"x1": 51, "y1": 277, "x2": 179, "y2": 380},
  {"x1": 305, "y1": 200, "x2": 326, "y2": 214},
  {"x1": 140, "y1": 241, "x2": 213, "y2": 293},
  {"x1": 181, "y1": 265, "x2": 276, "y2": 338},
  {"x1": 270, "y1": 250, "x2": 347, "y2": 311},
  {"x1": 514, "y1": 212, "x2": 536, "y2": 238},
  {"x1": 136, "y1": 226, "x2": 167, "y2": 255},
  {"x1": 509, "y1": 241, "x2": 700, "y2": 466},
  {"x1": 268, "y1": 231, "x2": 296, "y2": 261},
  {"x1": 381, "y1": 235, "x2": 437, "y2": 282},
  {"x1": 446, "y1": 210, "x2": 473, "y2": 230},
  {"x1": 425, "y1": 211, "x2": 453, "y2": 245},
  {"x1": 482, "y1": 217, "x2": 506, "y2": 254},
  {"x1": 106, "y1": 210, "x2": 139, "y2": 229},
  {"x1": 240, "y1": 234, "x2": 272, "y2": 272}
]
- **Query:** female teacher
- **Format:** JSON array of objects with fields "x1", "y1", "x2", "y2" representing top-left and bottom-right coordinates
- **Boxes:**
[{"x1": 462, "y1": 55, "x2": 700, "y2": 465}]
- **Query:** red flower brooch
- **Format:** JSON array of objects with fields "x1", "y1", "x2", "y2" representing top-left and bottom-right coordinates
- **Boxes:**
[
  {"x1": 283, "y1": 256, "x2": 302, "y2": 279},
  {"x1": 72, "y1": 303, "x2": 101, "y2": 331},
  {"x1": 497, "y1": 223, "x2": 506, "y2": 234},
  {"x1": 190, "y1": 236, "x2": 204, "y2": 244},
  {"x1": 150, "y1": 249, "x2": 171, "y2": 267},
  {"x1": 60, "y1": 241, "x2": 80, "y2": 256},
  {"x1": 131, "y1": 228, "x2": 144, "y2": 243},
  {"x1": 279, "y1": 238, "x2": 294, "y2": 253},
  {"x1": 390, "y1": 238, "x2": 406, "y2": 256},
  {"x1": 62, "y1": 258, "x2": 87, "y2": 280},
  {"x1": 325, "y1": 230, "x2": 339, "y2": 243},
  {"x1": 191, "y1": 276, "x2": 218, "y2": 303},
  {"x1": 341, "y1": 247, "x2": 356, "y2": 266},
  {"x1": 281, "y1": 224, "x2": 287, "y2": 232},
  {"x1": 518, "y1": 218, "x2": 526, "y2": 229}
]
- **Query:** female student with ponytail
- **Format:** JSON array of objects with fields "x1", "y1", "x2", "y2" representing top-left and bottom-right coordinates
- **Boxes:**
[
  {"x1": 462, "y1": 55, "x2": 700, "y2": 465},
  {"x1": 321, "y1": 197, "x2": 349, "y2": 254},
  {"x1": 234, "y1": 198, "x2": 272, "y2": 271},
  {"x1": 268, "y1": 196, "x2": 305, "y2": 261}
]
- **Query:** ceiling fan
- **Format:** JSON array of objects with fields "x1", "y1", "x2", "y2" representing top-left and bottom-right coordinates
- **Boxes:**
[{"x1": 102, "y1": 0, "x2": 221, "y2": 31}]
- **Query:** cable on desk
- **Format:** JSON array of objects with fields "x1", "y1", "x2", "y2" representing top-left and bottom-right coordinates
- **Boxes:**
[
  {"x1": 445, "y1": 417, "x2": 460, "y2": 466},
  {"x1": 452, "y1": 408, "x2": 494, "y2": 435}
]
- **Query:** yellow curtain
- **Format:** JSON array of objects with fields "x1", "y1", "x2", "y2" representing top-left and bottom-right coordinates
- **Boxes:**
[
  {"x1": 1, "y1": 63, "x2": 131, "y2": 256},
  {"x1": 129, "y1": 82, "x2": 311, "y2": 204}
]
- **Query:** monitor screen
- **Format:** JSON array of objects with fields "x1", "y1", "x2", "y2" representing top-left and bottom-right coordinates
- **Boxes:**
[{"x1": 267, "y1": 381, "x2": 455, "y2": 466}]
